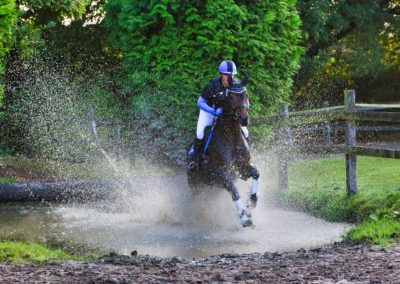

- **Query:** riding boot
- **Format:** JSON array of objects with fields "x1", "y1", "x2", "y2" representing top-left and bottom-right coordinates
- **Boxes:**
[{"x1": 187, "y1": 138, "x2": 203, "y2": 172}]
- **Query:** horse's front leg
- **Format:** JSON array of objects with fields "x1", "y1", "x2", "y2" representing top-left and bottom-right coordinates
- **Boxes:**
[
  {"x1": 247, "y1": 165, "x2": 260, "y2": 209},
  {"x1": 238, "y1": 164, "x2": 260, "y2": 209},
  {"x1": 222, "y1": 175, "x2": 253, "y2": 227}
]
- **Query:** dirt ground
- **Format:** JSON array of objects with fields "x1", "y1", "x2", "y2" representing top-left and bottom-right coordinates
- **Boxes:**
[{"x1": 0, "y1": 244, "x2": 399, "y2": 283}]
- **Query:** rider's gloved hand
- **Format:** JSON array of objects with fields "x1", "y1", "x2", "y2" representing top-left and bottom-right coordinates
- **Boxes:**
[{"x1": 214, "y1": 108, "x2": 223, "y2": 117}]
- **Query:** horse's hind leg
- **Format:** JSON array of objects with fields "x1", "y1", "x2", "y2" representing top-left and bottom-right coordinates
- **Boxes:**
[{"x1": 222, "y1": 177, "x2": 253, "y2": 227}]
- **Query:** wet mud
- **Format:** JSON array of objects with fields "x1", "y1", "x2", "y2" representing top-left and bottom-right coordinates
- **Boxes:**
[{"x1": 1, "y1": 244, "x2": 399, "y2": 283}]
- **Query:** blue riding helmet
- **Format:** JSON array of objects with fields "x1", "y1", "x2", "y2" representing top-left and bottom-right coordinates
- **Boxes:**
[{"x1": 218, "y1": 60, "x2": 237, "y2": 75}]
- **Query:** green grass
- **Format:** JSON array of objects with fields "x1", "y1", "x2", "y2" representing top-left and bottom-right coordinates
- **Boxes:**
[
  {"x1": 0, "y1": 241, "x2": 98, "y2": 263},
  {"x1": 278, "y1": 156, "x2": 400, "y2": 245},
  {"x1": 347, "y1": 217, "x2": 400, "y2": 246},
  {"x1": 0, "y1": 177, "x2": 16, "y2": 183}
]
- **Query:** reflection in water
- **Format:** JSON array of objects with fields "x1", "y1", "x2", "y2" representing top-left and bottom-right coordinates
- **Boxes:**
[{"x1": 0, "y1": 181, "x2": 351, "y2": 258}]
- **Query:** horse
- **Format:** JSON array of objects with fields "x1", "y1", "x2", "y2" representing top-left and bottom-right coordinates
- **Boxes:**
[{"x1": 187, "y1": 82, "x2": 260, "y2": 227}]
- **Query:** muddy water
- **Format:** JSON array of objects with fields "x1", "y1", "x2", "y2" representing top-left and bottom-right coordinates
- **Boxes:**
[{"x1": 0, "y1": 176, "x2": 351, "y2": 258}]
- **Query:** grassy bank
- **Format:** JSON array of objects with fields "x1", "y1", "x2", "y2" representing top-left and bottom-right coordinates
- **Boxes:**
[
  {"x1": 0, "y1": 241, "x2": 98, "y2": 263},
  {"x1": 0, "y1": 155, "x2": 175, "y2": 182},
  {"x1": 277, "y1": 156, "x2": 400, "y2": 245}
]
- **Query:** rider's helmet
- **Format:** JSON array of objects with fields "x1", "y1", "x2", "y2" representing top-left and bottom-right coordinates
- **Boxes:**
[{"x1": 218, "y1": 60, "x2": 237, "y2": 75}]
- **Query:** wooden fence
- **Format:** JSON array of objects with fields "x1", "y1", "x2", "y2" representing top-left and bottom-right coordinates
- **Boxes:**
[
  {"x1": 254, "y1": 90, "x2": 400, "y2": 195},
  {"x1": 21, "y1": 91, "x2": 399, "y2": 190}
]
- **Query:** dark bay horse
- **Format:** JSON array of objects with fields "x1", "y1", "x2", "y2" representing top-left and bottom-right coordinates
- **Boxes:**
[{"x1": 187, "y1": 83, "x2": 260, "y2": 227}]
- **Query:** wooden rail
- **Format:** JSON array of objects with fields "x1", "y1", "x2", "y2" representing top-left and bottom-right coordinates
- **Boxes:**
[{"x1": 266, "y1": 90, "x2": 400, "y2": 195}]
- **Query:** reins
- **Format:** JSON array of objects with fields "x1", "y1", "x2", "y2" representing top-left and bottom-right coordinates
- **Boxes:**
[{"x1": 202, "y1": 117, "x2": 218, "y2": 154}]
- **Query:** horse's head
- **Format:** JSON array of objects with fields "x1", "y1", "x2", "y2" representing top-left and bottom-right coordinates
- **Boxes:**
[{"x1": 224, "y1": 83, "x2": 249, "y2": 126}]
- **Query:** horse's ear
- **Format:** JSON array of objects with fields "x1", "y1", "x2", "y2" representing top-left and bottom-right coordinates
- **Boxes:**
[{"x1": 241, "y1": 72, "x2": 250, "y2": 86}]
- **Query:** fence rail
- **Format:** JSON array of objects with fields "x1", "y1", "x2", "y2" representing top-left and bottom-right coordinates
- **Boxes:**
[{"x1": 263, "y1": 90, "x2": 400, "y2": 195}]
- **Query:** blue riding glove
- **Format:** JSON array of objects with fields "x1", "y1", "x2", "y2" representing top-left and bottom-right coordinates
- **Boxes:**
[
  {"x1": 197, "y1": 97, "x2": 223, "y2": 117},
  {"x1": 214, "y1": 107, "x2": 223, "y2": 117}
]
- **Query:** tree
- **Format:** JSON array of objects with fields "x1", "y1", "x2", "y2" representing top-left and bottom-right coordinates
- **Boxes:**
[
  {"x1": 1, "y1": 0, "x2": 125, "y2": 157},
  {"x1": 0, "y1": 0, "x2": 17, "y2": 109},
  {"x1": 294, "y1": 0, "x2": 400, "y2": 107},
  {"x1": 104, "y1": 0, "x2": 303, "y2": 162}
]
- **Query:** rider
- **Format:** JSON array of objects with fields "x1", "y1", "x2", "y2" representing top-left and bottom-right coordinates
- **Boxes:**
[{"x1": 188, "y1": 60, "x2": 249, "y2": 170}]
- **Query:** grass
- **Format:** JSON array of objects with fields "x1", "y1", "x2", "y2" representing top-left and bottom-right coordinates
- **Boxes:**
[
  {"x1": 277, "y1": 156, "x2": 400, "y2": 245},
  {"x1": 0, "y1": 155, "x2": 175, "y2": 182},
  {"x1": 0, "y1": 240, "x2": 98, "y2": 263},
  {"x1": 0, "y1": 177, "x2": 16, "y2": 183}
]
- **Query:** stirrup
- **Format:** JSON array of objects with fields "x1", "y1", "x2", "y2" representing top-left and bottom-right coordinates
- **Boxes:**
[{"x1": 187, "y1": 161, "x2": 198, "y2": 172}]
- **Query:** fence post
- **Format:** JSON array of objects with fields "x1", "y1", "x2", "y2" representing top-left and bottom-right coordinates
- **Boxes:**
[
  {"x1": 278, "y1": 104, "x2": 291, "y2": 190},
  {"x1": 322, "y1": 101, "x2": 332, "y2": 145},
  {"x1": 344, "y1": 90, "x2": 357, "y2": 195},
  {"x1": 87, "y1": 102, "x2": 98, "y2": 140}
]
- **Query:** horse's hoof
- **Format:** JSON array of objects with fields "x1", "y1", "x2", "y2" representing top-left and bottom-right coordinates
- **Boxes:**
[
  {"x1": 241, "y1": 219, "x2": 253, "y2": 227},
  {"x1": 246, "y1": 193, "x2": 259, "y2": 209},
  {"x1": 239, "y1": 209, "x2": 252, "y2": 227}
]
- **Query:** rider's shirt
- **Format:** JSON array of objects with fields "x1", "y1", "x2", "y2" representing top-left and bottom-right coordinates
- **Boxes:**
[{"x1": 200, "y1": 77, "x2": 239, "y2": 108}]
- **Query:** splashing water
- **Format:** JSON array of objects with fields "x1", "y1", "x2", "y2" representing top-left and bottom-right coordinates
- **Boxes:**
[
  {"x1": 0, "y1": 171, "x2": 351, "y2": 258},
  {"x1": 2, "y1": 58, "x2": 352, "y2": 258}
]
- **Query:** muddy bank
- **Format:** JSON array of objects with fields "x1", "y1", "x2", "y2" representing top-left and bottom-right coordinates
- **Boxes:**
[{"x1": 1, "y1": 244, "x2": 399, "y2": 283}]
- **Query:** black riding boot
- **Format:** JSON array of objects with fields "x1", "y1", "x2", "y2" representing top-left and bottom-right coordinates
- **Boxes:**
[{"x1": 187, "y1": 138, "x2": 203, "y2": 172}]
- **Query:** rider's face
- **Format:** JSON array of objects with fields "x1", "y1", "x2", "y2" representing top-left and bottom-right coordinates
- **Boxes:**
[{"x1": 221, "y1": 74, "x2": 230, "y2": 87}]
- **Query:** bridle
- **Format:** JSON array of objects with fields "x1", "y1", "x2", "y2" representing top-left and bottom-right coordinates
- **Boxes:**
[{"x1": 226, "y1": 90, "x2": 249, "y2": 120}]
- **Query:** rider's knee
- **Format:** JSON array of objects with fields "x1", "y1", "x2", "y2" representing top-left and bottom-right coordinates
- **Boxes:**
[
  {"x1": 196, "y1": 130, "x2": 204, "y2": 140},
  {"x1": 196, "y1": 128, "x2": 205, "y2": 140}
]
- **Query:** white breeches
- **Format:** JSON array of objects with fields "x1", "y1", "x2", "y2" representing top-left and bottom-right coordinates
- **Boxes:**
[{"x1": 196, "y1": 109, "x2": 249, "y2": 140}]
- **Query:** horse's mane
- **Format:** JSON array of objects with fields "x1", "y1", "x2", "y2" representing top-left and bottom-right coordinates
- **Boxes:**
[{"x1": 228, "y1": 82, "x2": 247, "y2": 95}]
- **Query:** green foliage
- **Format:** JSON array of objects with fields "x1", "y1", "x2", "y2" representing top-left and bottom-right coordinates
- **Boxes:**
[
  {"x1": 104, "y1": 0, "x2": 303, "y2": 163},
  {"x1": 278, "y1": 156, "x2": 400, "y2": 245},
  {"x1": 346, "y1": 217, "x2": 400, "y2": 245},
  {"x1": 0, "y1": 240, "x2": 99, "y2": 262},
  {"x1": 19, "y1": 0, "x2": 89, "y2": 25},
  {"x1": 1, "y1": 1, "x2": 126, "y2": 158},
  {"x1": 0, "y1": 241, "x2": 73, "y2": 262},
  {"x1": 294, "y1": 0, "x2": 400, "y2": 107},
  {"x1": 0, "y1": 0, "x2": 17, "y2": 108},
  {"x1": 0, "y1": 0, "x2": 17, "y2": 68}
]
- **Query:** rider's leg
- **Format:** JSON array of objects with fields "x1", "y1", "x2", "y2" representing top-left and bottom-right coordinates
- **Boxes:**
[
  {"x1": 196, "y1": 109, "x2": 214, "y2": 140},
  {"x1": 191, "y1": 110, "x2": 214, "y2": 166}
]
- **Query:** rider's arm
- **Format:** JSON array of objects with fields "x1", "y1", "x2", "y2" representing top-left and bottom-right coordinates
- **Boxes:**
[
  {"x1": 197, "y1": 80, "x2": 222, "y2": 116},
  {"x1": 197, "y1": 96, "x2": 217, "y2": 115}
]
